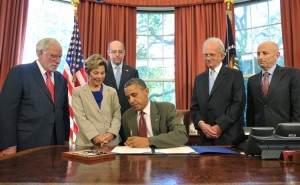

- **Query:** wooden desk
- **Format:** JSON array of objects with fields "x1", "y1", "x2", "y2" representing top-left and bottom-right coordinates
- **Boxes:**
[
  {"x1": 188, "y1": 134, "x2": 201, "y2": 145},
  {"x1": 0, "y1": 146, "x2": 299, "y2": 184}
]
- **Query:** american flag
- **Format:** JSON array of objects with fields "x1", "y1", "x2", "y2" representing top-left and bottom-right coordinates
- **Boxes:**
[
  {"x1": 223, "y1": 14, "x2": 239, "y2": 69},
  {"x1": 63, "y1": 17, "x2": 87, "y2": 145}
]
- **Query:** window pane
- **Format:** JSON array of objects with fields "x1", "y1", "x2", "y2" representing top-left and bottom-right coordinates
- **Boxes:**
[
  {"x1": 163, "y1": 36, "x2": 174, "y2": 58},
  {"x1": 235, "y1": 0, "x2": 283, "y2": 77},
  {"x1": 22, "y1": 0, "x2": 73, "y2": 73},
  {"x1": 148, "y1": 36, "x2": 163, "y2": 58},
  {"x1": 163, "y1": 14, "x2": 174, "y2": 35},
  {"x1": 148, "y1": 59, "x2": 163, "y2": 78},
  {"x1": 149, "y1": 14, "x2": 162, "y2": 35},
  {"x1": 136, "y1": 12, "x2": 175, "y2": 105},
  {"x1": 251, "y1": 2, "x2": 268, "y2": 28},
  {"x1": 137, "y1": 14, "x2": 148, "y2": 35}
]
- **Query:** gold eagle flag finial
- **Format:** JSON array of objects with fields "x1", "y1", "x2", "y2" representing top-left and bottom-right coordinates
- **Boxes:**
[
  {"x1": 71, "y1": 0, "x2": 80, "y2": 15},
  {"x1": 224, "y1": 0, "x2": 234, "y2": 10}
]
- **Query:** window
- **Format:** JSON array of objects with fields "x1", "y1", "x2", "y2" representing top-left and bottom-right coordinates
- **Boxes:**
[
  {"x1": 235, "y1": 0, "x2": 283, "y2": 76},
  {"x1": 136, "y1": 11, "x2": 175, "y2": 105},
  {"x1": 22, "y1": 0, "x2": 73, "y2": 72}
]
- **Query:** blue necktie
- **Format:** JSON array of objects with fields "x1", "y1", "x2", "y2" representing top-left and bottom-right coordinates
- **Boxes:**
[
  {"x1": 209, "y1": 69, "x2": 215, "y2": 94},
  {"x1": 115, "y1": 66, "x2": 121, "y2": 89}
]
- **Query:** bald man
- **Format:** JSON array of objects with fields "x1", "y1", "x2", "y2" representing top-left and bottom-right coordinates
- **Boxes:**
[
  {"x1": 103, "y1": 40, "x2": 139, "y2": 144},
  {"x1": 246, "y1": 41, "x2": 300, "y2": 128}
]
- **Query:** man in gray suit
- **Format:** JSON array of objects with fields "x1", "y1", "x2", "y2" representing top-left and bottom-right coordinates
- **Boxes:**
[
  {"x1": 122, "y1": 78, "x2": 188, "y2": 148},
  {"x1": 246, "y1": 41, "x2": 300, "y2": 127},
  {"x1": 190, "y1": 37, "x2": 245, "y2": 146},
  {"x1": 0, "y1": 38, "x2": 69, "y2": 156}
]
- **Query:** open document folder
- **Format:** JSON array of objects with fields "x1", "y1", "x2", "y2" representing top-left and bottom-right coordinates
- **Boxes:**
[{"x1": 111, "y1": 146, "x2": 238, "y2": 155}]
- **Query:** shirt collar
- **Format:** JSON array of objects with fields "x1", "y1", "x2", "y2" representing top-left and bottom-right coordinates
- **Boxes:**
[
  {"x1": 210, "y1": 62, "x2": 222, "y2": 74},
  {"x1": 139, "y1": 100, "x2": 151, "y2": 116},
  {"x1": 262, "y1": 64, "x2": 276, "y2": 76},
  {"x1": 111, "y1": 62, "x2": 123, "y2": 70},
  {"x1": 36, "y1": 60, "x2": 54, "y2": 76}
]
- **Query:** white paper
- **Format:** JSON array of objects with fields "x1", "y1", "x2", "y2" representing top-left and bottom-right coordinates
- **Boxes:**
[
  {"x1": 111, "y1": 146, "x2": 152, "y2": 154},
  {"x1": 111, "y1": 146, "x2": 197, "y2": 154}
]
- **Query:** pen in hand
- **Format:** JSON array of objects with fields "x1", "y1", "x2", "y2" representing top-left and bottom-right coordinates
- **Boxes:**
[{"x1": 130, "y1": 130, "x2": 133, "y2": 136}]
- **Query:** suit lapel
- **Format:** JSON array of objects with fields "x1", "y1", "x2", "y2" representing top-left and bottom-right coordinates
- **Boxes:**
[
  {"x1": 30, "y1": 62, "x2": 53, "y2": 103},
  {"x1": 54, "y1": 72, "x2": 61, "y2": 105},
  {"x1": 82, "y1": 84, "x2": 101, "y2": 112},
  {"x1": 150, "y1": 102, "x2": 161, "y2": 136},
  {"x1": 266, "y1": 66, "x2": 283, "y2": 99},
  {"x1": 203, "y1": 71, "x2": 210, "y2": 97},
  {"x1": 107, "y1": 62, "x2": 118, "y2": 88},
  {"x1": 209, "y1": 65, "x2": 226, "y2": 97},
  {"x1": 127, "y1": 110, "x2": 139, "y2": 136}
]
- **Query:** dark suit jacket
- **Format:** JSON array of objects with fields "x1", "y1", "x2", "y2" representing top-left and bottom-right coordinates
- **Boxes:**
[
  {"x1": 0, "y1": 61, "x2": 70, "y2": 151},
  {"x1": 246, "y1": 65, "x2": 300, "y2": 127},
  {"x1": 190, "y1": 65, "x2": 245, "y2": 145},
  {"x1": 122, "y1": 101, "x2": 188, "y2": 148},
  {"x1": 103, "y1": 61, "x2": 139, "y2": 114}
]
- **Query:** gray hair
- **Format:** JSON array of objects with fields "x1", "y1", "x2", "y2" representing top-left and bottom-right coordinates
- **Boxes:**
[
  {"x1": 36, "y1": 38, "x2": 62, "y2": 56},
  {"x1": 202, "y1": 37, "x2": 225, "y2": 54},
  {"x1": 124, "y1": 78, "x2": 146, "y2": 89}
]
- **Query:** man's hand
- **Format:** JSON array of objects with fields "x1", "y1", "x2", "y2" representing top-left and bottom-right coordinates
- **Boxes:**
[
  {"x1": 211, "y1": 125, "x2": 222, "y2": 137},
  {"x1": 125, "y1": 136, "x2": 150, "y2": 148},
  {"x1": 199, "y1": 121, "x2": 219, "y2": 139},
  {"x1": 1, "y1": 146, "x2": 17, "y2": 157}
]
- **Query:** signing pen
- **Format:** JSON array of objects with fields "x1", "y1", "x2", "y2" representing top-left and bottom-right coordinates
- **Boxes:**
[{"x1": 130, "y1": 130, "x2": 133, "y2": 136}]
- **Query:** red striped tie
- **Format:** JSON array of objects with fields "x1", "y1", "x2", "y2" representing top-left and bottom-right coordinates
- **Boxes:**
[
  {"x1": 46, "y1": 72, "x2": 55, "y2": 102},
  {"x1": 262, "y1": 72, "x2": 269, "y2": 97},
  {"x1": 138, "y1": 111, "x2": 147, "y2": 137}
]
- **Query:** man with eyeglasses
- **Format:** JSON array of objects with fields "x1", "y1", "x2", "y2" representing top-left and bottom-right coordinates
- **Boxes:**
[
  {"x1": 104, "y1": 40, "x2": 139, "y2": 144},
  {"x1": 0, "y1": 38, "x2": 70, "y2": 157},
  {"x1": 190, "y1": 37, "x2": 245, "y2": 146}
]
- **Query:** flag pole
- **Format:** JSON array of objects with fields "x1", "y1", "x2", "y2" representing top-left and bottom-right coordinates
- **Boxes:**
[
  {"x1": 65, "y1": 0, "x2": 88, "y2": 146},
  {"x1": 70, "y1": 0, "x2": 80, "y2": 83},
  {"x1": 224, "y1": 0, "x2": 240, "y2": 70}
]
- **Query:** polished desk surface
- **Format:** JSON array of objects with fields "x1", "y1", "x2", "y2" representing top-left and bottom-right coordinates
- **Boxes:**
[{"x1": 0, "y1": 146, "x2": 299, "y2": 185}]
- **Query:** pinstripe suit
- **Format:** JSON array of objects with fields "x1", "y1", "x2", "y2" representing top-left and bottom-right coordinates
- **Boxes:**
[{"x1": 0, "y1": 61, "x2": 70, "y2": 151}]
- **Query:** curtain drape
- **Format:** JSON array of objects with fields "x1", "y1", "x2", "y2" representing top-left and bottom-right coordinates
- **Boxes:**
[
  {"x1": 78, "y1": 0, "x2": 229, "y2": 109},
  {"x1": 280, "y1": 0, "x2": 300, "y2": 69},
  {"x1": 77, "y1": 2, "x2": 137, "y2": 67},
  {"x1": 0, "y1": 0, "x2": 29, "y2": 91},
  {"x1": 175, "y1": 2, "x2": 228, "y2": 109}
]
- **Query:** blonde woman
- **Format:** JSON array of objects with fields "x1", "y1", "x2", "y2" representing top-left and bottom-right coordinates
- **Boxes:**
[{"x1": 72, "y1": 54, "x2": 121, "y2": 146}]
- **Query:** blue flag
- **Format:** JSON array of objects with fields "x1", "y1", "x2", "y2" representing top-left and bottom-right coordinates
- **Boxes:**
[{"x1": 223, "y1": 14, "x2": 238, "y2": 68}]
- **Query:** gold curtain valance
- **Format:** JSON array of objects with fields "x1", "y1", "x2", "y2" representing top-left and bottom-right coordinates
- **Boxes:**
[{"x1": 82, "y1": 0, "x2": 224, "y2": 7}]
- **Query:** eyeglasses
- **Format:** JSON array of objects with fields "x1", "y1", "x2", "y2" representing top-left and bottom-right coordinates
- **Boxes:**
[
  {"x1": 45, "y1": 51, "x2": 62, "y2": 60},
  {"x1": 109, "y1": 50, "x2": 125, "y2": 55}
]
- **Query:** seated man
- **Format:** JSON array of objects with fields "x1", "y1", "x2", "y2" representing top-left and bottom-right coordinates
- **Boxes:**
[{"x1": 122, "y1": 78, "x2": 188, "y2": 148}]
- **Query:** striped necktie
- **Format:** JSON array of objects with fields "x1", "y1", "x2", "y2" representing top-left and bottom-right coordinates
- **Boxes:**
[{"x1": 262, "y1": 72, "x2": 269, "y2": 97}]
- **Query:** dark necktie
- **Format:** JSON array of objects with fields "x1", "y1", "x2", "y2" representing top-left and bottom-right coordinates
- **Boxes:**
[
  {"x1": 262, "y1": 72, "x2": 269, "y2": 97},
  {"x1": 138, "y1": 111, "x2": 147, "y2": 137},
  {"x1": 46, "y1": 72, "x2": 55, "y2": 102}
]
